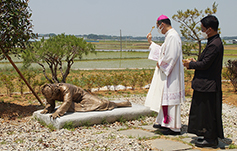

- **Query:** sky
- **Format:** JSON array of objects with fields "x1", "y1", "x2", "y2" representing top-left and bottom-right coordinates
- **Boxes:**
[{"x1": 28, "y1": 0, "x2": 237, "y2": 37}]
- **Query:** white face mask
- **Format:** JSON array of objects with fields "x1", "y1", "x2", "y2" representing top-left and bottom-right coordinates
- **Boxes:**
[
  {"x1": 157, "y1": 24, "x2": 164, "y2": 34},
  {"x1": 201, "y1": 28, "x2": 210, "y2": 39},
  {"x1": 201, "y1": 31, "x2": 208, "y2": 39}
]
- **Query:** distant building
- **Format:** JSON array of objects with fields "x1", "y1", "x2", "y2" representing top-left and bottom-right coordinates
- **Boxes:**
[{"x1": 233, "y1": 39, "x2": 237, "y2": 44}]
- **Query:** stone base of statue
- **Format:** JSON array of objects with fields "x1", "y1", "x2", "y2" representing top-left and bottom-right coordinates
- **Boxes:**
[{"x1": 33, "y1": 101, "x2": 152, "y2": 129}]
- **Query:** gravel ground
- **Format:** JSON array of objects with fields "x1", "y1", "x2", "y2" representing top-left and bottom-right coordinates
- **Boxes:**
[{"x1": 0, "y1": 96, "x2": 236, "y2": 150}]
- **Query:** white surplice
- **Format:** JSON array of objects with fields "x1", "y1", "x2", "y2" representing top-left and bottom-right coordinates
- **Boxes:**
[{"x1": 145, "y1": 28, "x2": 185, "y2": 131}]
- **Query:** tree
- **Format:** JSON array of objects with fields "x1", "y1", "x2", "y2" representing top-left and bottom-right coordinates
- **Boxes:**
[
  {"x1": 172, "y1": 2, "x2": 218, "y2": 58},
  {"x1": 22, "y1": 34, "x2": 96, "y2": 83},
  {"x1": 0, "y1": 0, "x2": 35, "y2": 57},
  {"x1": 182, "y1": 42, "x2": 199, "y2": 57},
  {"x1": 0, "y1": 0, "x2": 43, "y2": 105}
]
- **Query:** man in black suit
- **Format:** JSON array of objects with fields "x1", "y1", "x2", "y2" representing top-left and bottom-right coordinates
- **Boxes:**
[{"x1": 183, "y1": 15, "x2": 224, "y2": 148}]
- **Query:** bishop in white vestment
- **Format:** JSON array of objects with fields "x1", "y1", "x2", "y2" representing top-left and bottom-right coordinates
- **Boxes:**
[{"x1": 145, "y1": 15, "x2": 185, "y2": 134}]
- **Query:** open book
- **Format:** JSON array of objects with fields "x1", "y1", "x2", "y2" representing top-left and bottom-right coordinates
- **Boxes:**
[{"x1": 148, "y1": 44, "x2": 161, "y2": 62}]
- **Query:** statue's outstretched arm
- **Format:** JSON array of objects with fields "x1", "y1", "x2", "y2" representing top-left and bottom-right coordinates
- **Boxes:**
[
  {"x1": 40, "y1": 99, "x2": 55, "y2": 114},
  {"x1": 50, "y1": 93, "x2": 72, "y2": 119}
]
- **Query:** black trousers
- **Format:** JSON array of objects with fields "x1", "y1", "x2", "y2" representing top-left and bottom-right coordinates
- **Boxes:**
[{"x1": 187, "y1": 90, "x2": 224, "y2": 139}]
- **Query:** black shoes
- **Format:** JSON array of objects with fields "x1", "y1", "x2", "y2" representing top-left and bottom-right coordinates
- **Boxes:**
[
  {"x1": 195, "y1": 138, "x2": 218, "y2": 147},
  {"x1": 153, "y1": 123, "x2": 162, "y2": 129},
  {"x1": 153, "y1": 123, "x2": 168, "y2": 129},
  {"x1": 159, "y1": 128, "x2": 181, "y2": 135},
  {"x1": 153, "y1": 123, "x2": 180, "y2": 135}
]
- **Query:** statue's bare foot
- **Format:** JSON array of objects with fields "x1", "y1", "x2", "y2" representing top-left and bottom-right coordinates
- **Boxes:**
[
  {"x1": 116, "y1": 100, "x2": 132, "y2": 107},
  {"x1": 125, "y1": 100, "x2": 132, "y2": 107},
  {"x1": 40, "y1": 110, "x2": 49, "y2": 114}
]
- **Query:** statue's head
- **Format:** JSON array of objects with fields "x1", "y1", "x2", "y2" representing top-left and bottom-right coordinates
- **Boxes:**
[{"x1": 41, "y1": 84, "x2": 58, "y2": 99}]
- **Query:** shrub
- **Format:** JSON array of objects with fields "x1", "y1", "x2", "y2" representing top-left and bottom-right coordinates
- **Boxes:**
[
  {"x1": 94, "y1": 74, "x2": 105, "y2": 91},
  {"x1": 85, "y1": 74, "x2": 97, "y2": 92},
  {"x1": 129, "y1": 72, "x2": 139, "y2": 90},
  {"x1": 0, "y1": 73, "x2": 15, "y2": 96},
  {"x1": 225, "y1": 60, "x2": 237, "y2": 91}
]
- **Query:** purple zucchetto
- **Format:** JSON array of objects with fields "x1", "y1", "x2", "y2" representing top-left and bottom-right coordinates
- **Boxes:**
[{"x1": 157, "y1": 15, "x2": 169, "y2": 21}]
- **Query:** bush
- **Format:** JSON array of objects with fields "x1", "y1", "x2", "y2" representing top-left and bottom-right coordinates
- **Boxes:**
[
  {"x1": 225, "y1": 60, "x2": 237, "y2": 91},
  {"x1": 0, "y1": 68, "x2": 160, "y2": 95},
  {"x1": 0, "y1": 73, "x2": 15, "y2": 96}
]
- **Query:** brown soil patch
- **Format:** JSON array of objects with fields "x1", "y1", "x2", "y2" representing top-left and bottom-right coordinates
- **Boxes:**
[
  {"x1": 222, "y1": 82, "x2": 237, "y2": 106},
  {"x1": 0, "y1": 94, "x2": 45, "y2": 121},
  {"x1": 224, "y1": 45, "x2": 237, "y2": 50}
]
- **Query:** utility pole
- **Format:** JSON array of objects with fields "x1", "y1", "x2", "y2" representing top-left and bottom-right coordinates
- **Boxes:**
[{"x1": 120, "y1": 29, "x2": 122, "y2": 68}]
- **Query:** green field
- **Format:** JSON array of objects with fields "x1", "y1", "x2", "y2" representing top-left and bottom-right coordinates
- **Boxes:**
[
  {"x1": 0, "y1": 41, "x2": 236, "y2": 69},
  {"x1": 91, "y1": 40, "x2": 152, "y2": 50},
  {"x1": 80, "y1": 51, "x2": 149, "y2": 60},
  {"x1": 223, "y1": 49, "x2": 237, "y2": 55},
  {"x1": 0, "y1": 55, "x2": 235, "y2": 70}
]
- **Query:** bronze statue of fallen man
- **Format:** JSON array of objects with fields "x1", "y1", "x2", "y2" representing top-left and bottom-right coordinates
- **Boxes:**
[{"x1": 40, "y1": 83, "x2": 132, "y2": 119}]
